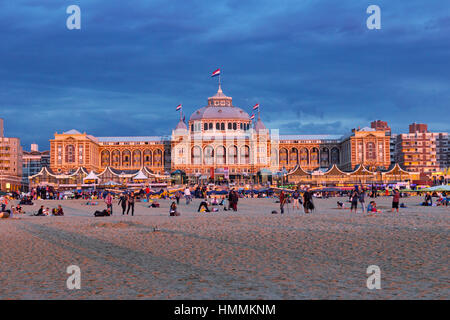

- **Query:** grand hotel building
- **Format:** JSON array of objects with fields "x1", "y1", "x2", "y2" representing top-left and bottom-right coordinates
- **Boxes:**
[{"x1": 35, "y1": 84, "x2": 397, "y2": 187}]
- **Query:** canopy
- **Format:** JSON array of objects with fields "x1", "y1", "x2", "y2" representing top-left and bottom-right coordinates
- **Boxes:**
[
  {"x1": 103, "y1": 181, "x2": 119, "y2": 186},
  {"x1": 83, "y1": 171, "x2": 99, "y2": 181},
  {"x1": 421, "y1": 185, "x2": 450, "y2": 192},
  {"x1": 133, "y1": 170, "x2": 148, "y2": 181}
]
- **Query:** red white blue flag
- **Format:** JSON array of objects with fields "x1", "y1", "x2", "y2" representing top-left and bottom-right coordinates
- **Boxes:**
[
  {"x1": 253, "y1": 103, "x2": 259, "y2": 110},
  {"x1": 211, "y1": 68, "x2": 221, "y2": 77},
  {"x1": 250, "y1": 114, "x2": 255, "y2": 120},
  {"x1": 176, "y1": 104, "x2": 182, "y2": 111}
]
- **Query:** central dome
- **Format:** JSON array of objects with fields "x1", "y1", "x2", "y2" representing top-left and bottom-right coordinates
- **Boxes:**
[{"x1": 189, "y1": 85, "x2": 250, "y2": 121}]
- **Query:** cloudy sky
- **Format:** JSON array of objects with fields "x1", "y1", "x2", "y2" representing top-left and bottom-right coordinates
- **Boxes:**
[{"x1": 0, "y1": 0, "x2": 449, "y2": 150}]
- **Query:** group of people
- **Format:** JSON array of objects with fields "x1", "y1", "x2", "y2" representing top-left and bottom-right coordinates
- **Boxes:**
[
  {"x1": 346, "y1": 187, "x2": 402, "y2": 214},
  {"x1": 33, "y1": 205, "x2": 64, "y2": 216},
  {"x1": 278, "y1": 189, "x2": 314, "y2": 214}
]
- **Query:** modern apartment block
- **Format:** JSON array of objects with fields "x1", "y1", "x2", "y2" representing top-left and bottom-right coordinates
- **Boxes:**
[
  {"x1": 0, "y1": 118, "x2": 23, "y2": 192},
  {"x1": 22, "y1": 144, "x2": 50, "y2": 189},
  {"x1": 395, "y1": 123, "x2": 449, "y2": 174}
]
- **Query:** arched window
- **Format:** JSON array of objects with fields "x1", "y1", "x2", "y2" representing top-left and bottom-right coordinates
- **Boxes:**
[
  {"x1": 228, "y1": 123, "x2": 232, "y2": 130},
  {"x1": 143, "y1": 150, "x2": 152, "y2": 166},
  {"x1": 204, "y1": 123, "x2": 208, "y2": 131},
  {"x1": 300, "y1": 148, "x2": 309, "y2": 166},
  {"x1": 209, "y1": 123, "x2": 213, "y2": 130},
  {"x1": 65, "y1": 145, "x2": 75, "y2": 163},
  {"x1": 366, "y1": 142, "x2": 376, "y2": 160},
  {"x1": 221, "y1": 123, "x2": 225, "y2": 130},
  {"x1": 101, "y1": 150, "x2": 110, "y2": 167},
  {"x1": 191, "y1": 146, "x2": 202, "y2": 165},
  {"x1": 154, "y1": 149, "x2": 163, "y2": 167},
  {"x1": 133, "y1": 150, "x2": 141, "y2": 167},
  {"x1": 320, "y1": 147, "x2": 329, "y2": 167},
  {"x1": 240, "y1": 146, "x2": 250, "y2": 164},
  {"x1": 204, "y1": 146, "x2": 214, "y2": 165},
  {"x1": 216, "y1": 123, "x2": 220, "y2": 130},
  {"x1": 216, "y1": 146, "x2": 226, "y2": 165},
  {"x1": 233, "y1": 123, "x2": 237, "y2": 130},
  {"x1": 331, "y1": 147, "x2": 340, "y2": 164},
  {"x1": 111, "y1": 150, "x2": 120, "y2": 167},
  {"x1": 310, "y1": 148, "x2": 319, "y2": 166},
  {"x1": 228, "y1": 146, "x2": 238, "y2": 164},
  {"x1": 279, "y1": 148, "x2": 288, "y2": 166},
  {"x1": 290, "y1": 148, "x2": 299, "y2": 164},
  {"x1": 122, "y1": 150, "x2": 131, "y2": 168}
]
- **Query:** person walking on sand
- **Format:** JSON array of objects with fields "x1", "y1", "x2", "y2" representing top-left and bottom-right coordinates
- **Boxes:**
[
  {"x1": 359, "y1": 188, "x2": 366, "y2": 213},
  {"x1": 350, "y1": 189, "x2": 358, "y2": 213},
  {"x1": 184, "y1": 186, "x2": 191, "y2": 205},
  {"x1": 292, "y1": 189, "x2": 301, "y2": 210},
  {"x1": 127, "y1": 192, "x2": 135, "y2": 216},
  {"x1": 392, "y1": 189, "x2": 400, "y2": 213},
  {"x1": 105, "y1": 192, "x2": 113, "y2": 215},
  {"x1": 118, "y1": 193, "x2": 128, "y2": 215},
  {"x1": 279, "y1": 191, "x2": 287, "y2": 214},
  {"x1": 303, "y1": 188, "x2": 313, "y2": 214}
]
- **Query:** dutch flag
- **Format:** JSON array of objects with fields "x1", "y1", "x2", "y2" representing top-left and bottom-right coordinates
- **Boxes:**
[
  {"x1": 253, "y1": 103, "x2": 260, "y2": 110},
  {"x1": 176, "y1": 104, "x2": 182, "y2": 111},
  {"x1": 250, "y1": 114, "x2": 255, "y2": 120},
  {"x1": 211, "y1": 68, "x2": 221, "y2": 77}
]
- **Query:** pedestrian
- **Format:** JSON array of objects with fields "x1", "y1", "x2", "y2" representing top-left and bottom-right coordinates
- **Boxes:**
[
  {"x1": 127, "y1": 192, "x2": 135, "y2": 216},
  {"x1": 118, "y1": 193, "x2": 128, "y2": 215},
  {"x1": 292, "y1": 189, "x2": 301, "y2": 210},
  {"x1": 105, "y1": 192, "x2": 113, "y2": 215},
  {"x1": 279, "y1": 191, "x2": 286, "y2": 214},
  {"x1": 392, "y1": 189, "x2": 400, "y2": 213},
  {"x1": 175, "y1": 191, "x2": 180, "y2": 205},
  {"x1": 359, "y1": 188, "x2": 366, "y2": 213},
  {"x1": 350, "y1": 189, "x2": 358, "y2": 213},
  {"x1": 303, "y1": 188, "x2": 313, "y2": 213},
  {"x1": 184, "y1": 186, "x2": 191, "y2": 205}
]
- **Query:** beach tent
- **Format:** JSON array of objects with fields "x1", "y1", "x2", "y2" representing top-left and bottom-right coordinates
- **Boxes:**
[{"x1": 133, "y1": 170, "x2": 148, "y2": 181}]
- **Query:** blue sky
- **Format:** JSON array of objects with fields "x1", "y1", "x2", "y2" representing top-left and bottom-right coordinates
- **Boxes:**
[{"x1": 0, "y1": 0, "x2": 449, "y2": 150}]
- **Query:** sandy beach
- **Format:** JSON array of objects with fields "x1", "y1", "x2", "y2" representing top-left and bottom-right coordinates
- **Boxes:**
[{"x1": 0, "y1": 196, "x2": 448, "y2": 300}]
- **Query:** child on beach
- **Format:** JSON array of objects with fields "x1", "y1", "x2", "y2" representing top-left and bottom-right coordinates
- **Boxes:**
[{"x1": 169, "y1": 202, "x2": 180, "y2": 216}]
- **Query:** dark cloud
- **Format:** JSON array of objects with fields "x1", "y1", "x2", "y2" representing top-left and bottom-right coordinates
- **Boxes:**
[{"x1": 0, "y1": 0, "x2": 448, "y2": 150}]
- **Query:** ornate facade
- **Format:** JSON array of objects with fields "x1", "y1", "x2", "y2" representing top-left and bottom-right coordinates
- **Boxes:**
[{"x1": 43, "y1": 84, "x2": 398, "y2": 186}]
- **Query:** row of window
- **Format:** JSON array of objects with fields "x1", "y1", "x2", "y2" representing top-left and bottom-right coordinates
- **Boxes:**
[
  {"x1": 101, "y1": 149, "x2": 163, "y2": 167},
  {"x1": 191, "y1": 122, "x2": 251, "y2": 132}
]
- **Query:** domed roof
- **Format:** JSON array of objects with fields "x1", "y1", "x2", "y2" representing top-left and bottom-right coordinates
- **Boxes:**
[
  {"x1": 190, "y1": 106, "x2": 250, "y2": 121},
  {"x1": 175, "y1": 119, "x2": 187, "y2": 130},
  {"x1": 254, "y1": 115, "x2": 267, "y2": 132},
  {"x1": 189, "y1": 85, "x2": 250, "y2": 121}
]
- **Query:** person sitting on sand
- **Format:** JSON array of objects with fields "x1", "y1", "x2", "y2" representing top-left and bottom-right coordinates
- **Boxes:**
[
  {"x1": 198, "y1": 199, "x2": 210, "y2": 212},
  {"x1": 337, "y1": 201, "x2": 344, "y2": 209},
  {"x1": 169, "y1": 202, "x2": 180, "y2": 216},
  {"x1": 149, "y1": 200, "x2": 160, "y2": 208},
  {"x1": 53, "y1": 205, "x2": 64, "y2": 216},
  {"x1": 94, "y1": 208, "x2": 111, "y2": 217},
  {"x1": 15, "y1": 204, "x2": 23, "y2": 214},
  {"x1": 367, "y1": 201, "x2": 381, "y2": 213},
  {"x1": 44, "y1": 207, "x2": 50, "y2": 216},
  {"x1": 34, "y1": 205, "x2": 46, "y2": 216}
]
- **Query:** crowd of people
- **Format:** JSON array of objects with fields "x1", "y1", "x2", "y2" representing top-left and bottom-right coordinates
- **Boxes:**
[{"x1": 1, "y1": 182, "x2": 448, "y2": 220}]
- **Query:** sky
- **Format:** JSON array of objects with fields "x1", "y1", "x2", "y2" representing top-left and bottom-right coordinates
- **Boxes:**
[{"x1": 0, "y1": 0, "x2": 449, "y2": 150}]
